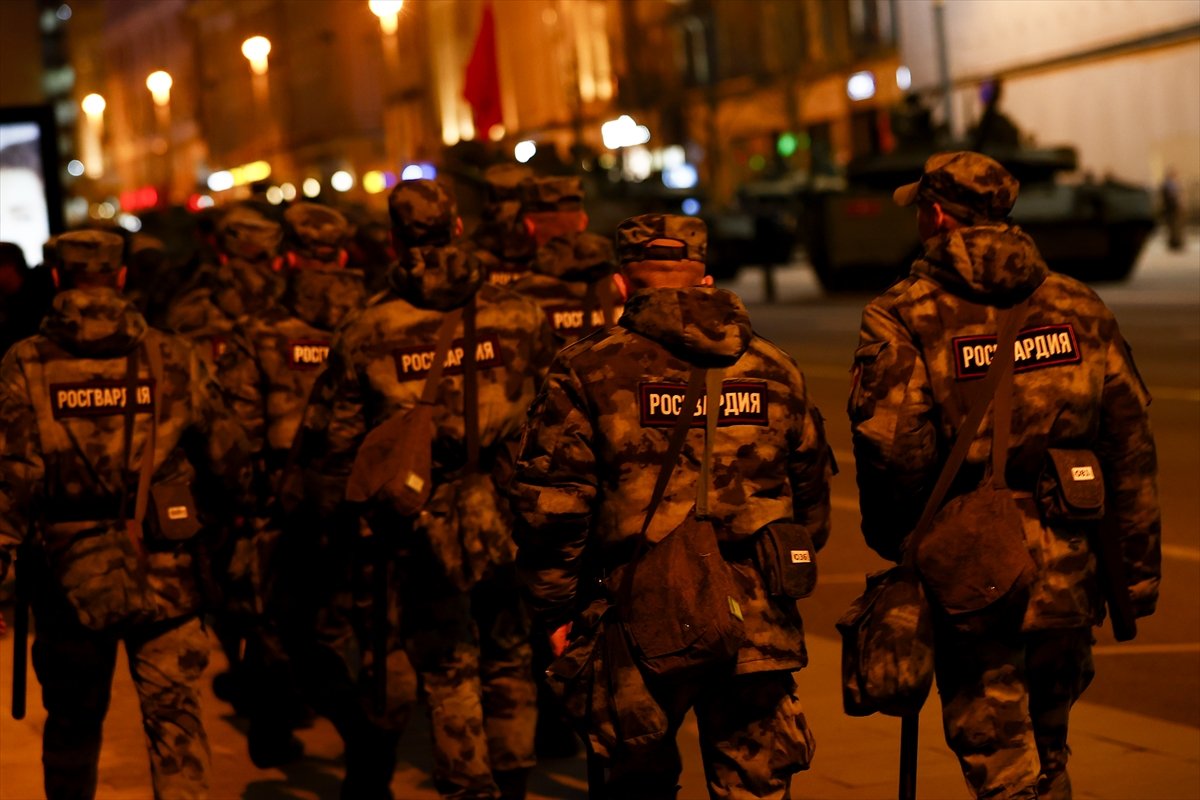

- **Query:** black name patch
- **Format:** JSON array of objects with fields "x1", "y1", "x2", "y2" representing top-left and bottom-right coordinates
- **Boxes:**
[
  {"x1": 392, "y1": 334, "x2": 505, "y2": 381},
  {"x1": 953, "y1": 324, "x2": 1082, "y2": 380},
  {"x1": 50, "y1": 380, "x2": 155, "y2": 419},
  {"x1": 288, "y1": 339, "x2": 331, "y2": 369},
  {"x1": 487, "y1": 269, "x2": 528, "y2": 287},
  {"x1": 639, "y1": 381, "x2": 769, "y2": 427},
  {"x1": 543, "y1": 304, "x2": 611, "y2": 333}
]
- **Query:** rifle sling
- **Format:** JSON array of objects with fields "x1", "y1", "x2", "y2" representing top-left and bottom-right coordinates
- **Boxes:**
[{"x1": 462, "y1": 296, "x2": 480, "y2": 471}]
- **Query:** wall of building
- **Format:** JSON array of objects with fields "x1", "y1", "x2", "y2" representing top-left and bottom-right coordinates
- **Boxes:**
[{"x1": 895, "y1": 0, "x2": 1200, "y2": 193}]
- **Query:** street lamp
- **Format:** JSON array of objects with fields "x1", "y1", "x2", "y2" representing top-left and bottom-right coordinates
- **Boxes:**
[
  {"x1": 80, "y1": 93, "x2": 107, "y2": 177},
  {"x1": 241, "y1": 36, "x2": 271, "y2": 76},
  {"x1": 368, "y1": 0, "x2": 404, "y2": 35},
  {"x1": 146, "y1": 70, "x2": 172, "y2": 106}
]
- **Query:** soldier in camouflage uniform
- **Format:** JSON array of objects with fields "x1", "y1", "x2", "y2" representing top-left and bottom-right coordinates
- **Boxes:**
[
  {"x1": 0, "y1": 230, "x2": 249, "y2": 800},
  {"x1": 215, "y1": 203, "x2": 371, "y2": 766},
  {"x1": 295, "y1": 180, "x2": 556, "y2": 799},
  {"x1": 470, "y1": 164, "x2": 537, "y2": 288},
  {"x1": 509, "y1": 214, "x2": 832, "y2": 799},
  {"x1": 849, "y1": 152, "x2": 1162, "y2": 799},
  {"x1": 165, "y1": 203, "x2": 283, "y2": 371},
  {"x1": 510, "y1": 176, "x2": 622, "y2": 346},
  {"x1": 164, "y1": 201, "x2": 283, "y2": 705}
]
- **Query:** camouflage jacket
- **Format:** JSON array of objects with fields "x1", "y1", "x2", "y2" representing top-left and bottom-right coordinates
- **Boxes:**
[
  {"x1": 511, "y1": 232, "x2": 624, "y2": 345},
  {"x1": 471, "y1": 222, "x2": 536, "y2": 288},
  {"x1": 297, "y1": 245, "x2": 557, "y2": 559},
  {"x1": 217, "y1": 267, "x2": 366, "y2": 489},
  {"x1": 510, "y1": 287, "x2": 833, "y2": 674},
  {"x1": 0, "y1": 288, "x2": 248, "y2": 629},
  {"x1": 849, "y1": 222, "x2": 1161, "y2": 628},
  {"x1": 164, "y1": 257, "x2": 283, "y2": 371}
]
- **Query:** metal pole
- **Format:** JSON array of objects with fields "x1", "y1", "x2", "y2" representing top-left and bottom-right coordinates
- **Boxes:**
[
  {"x1": 899, "y1": 711, "x2": 919, "y2": 800},
  {"x1": 932, "y1": 0, "x2": 954, "y2": 136}
]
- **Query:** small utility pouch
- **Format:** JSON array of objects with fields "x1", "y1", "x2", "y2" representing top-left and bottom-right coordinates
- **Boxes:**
[
  {"x1": 1037, "y1": 448, "x2": 1105, "y2": 523},
  {"x1": 147, "y1": 481, "x2": 203, "y2": 541},
  {"x1": 754, "y1": 521, "x2": 818, "y2": 599}
]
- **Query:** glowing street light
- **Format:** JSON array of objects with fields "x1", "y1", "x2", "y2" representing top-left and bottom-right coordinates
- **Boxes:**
[
  {"x1": 81, "y1": 93, "x2": 106, "y2": 117},
  {"x1": 241, "y1": 36, "x2": 272, "y2": 76},
  {"x1": 146, "y1": 70, "x2": 173, "y2": 106},
  {"x1": 369, "y1": 0, "x2": 404, "y2": 35}
]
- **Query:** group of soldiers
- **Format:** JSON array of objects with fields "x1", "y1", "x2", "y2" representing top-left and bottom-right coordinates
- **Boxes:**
[{"x1": 0, "y1": 150, "x2": 1161, "y2": 800}]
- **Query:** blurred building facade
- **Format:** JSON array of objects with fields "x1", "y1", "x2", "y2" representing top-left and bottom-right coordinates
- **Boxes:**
[{"x1": 47, "y1": 0, "x2": 904, "y2": 214}]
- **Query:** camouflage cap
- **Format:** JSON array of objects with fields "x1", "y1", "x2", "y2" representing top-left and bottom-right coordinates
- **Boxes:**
[
  {"x1": 388, "y1": 179, "x2": 457, "y2": 243},
  {"x1": 893, "y1": 151, "x2": 1019, "y2": 223},
  {"x1": 615, "y1": 214, "x2": 707, "y2": 266},
  {"x1": 521, "y1": 176, "x2": 583, "y2": 213},
  {"x1": 285, "y1": 202, "x2": 349, "y2": 262},
  {"x1": 483, "y1": 163, "x2": 534, "y2": 204},
  {"x1": 56, "y1": 229, "x2": 125, "y2": 276},
  {"x1": 217, "y1": 203, "x2": 283, "y2": 261}
]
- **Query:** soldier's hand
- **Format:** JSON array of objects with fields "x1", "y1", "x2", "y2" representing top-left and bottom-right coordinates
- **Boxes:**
[{"x1": 550, "y1": 622, "x2": 572, "y2": 657}]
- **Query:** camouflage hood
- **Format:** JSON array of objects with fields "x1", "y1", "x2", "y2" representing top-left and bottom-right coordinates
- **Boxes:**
[
  {"x1": 534, "y1": 231, "x2": 616, "y2": 283},
  {"x1": 40, "y1": 288, "x2": 147, "y2": 358},
  {"x1": 388, "y1": 244, "x2": 484, "y2": 311},
  {"x1": 913, "y1": 222, "x2": 1048, "y2": 303},
  {"x1": 620, "y1": 287, "x2": 751, "y2": 366},
  {"x1": 471, "y1": 220, "x2": 536, "y2": 263},
  {"x1": 286, "y1": 266, "x2": 367, "y2": 331},
  {"x1": 209, "y1": 257, "x2": 284, "y2": 319}
]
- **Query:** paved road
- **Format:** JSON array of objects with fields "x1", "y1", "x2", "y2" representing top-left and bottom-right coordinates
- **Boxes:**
[{"x1": 1, "y1": 231, "x2": 1197, "y2": 799}]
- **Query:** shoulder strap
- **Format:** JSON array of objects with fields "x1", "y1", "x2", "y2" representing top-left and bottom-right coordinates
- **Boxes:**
[
  {"x1": 462, "y1": 295, "x2": 480, "y2": 471},
  {"x1": 419, "y1": 307, "x2": 465, "y2": 406},
  {"x1": 133, "y1": 339, "x2": 163, "y2": 530},
  {"x1": 640, "y1": 367, "x2": 707, "y2": 541},
  {"x1": 696, "y1": 368, "x2": 722, "y2": 517},
  {"x1": 903, "y1": 298, "x2": 1030, "y2": 565}
]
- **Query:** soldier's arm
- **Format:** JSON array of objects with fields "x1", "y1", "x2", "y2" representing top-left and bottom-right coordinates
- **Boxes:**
[
  {"x1": 0, "y1": 351, "x2": 43, "y2": 580},
  {"x1": 184, "y1": 342, "x2": 253, "y2": 510},
  {"x1": 295, "y1": 335, "x2": 368, "y2": 516},
  {"x1": 787, "y1": 375, "x2": 833, "y2": 552},
  {"x1": 848, "y1": 302, "x2": 937, "y2": 561},
  {"x1": 215, "y1": 332, "x2": 267, "y2": 457},
  {"x1": 509, "y1": 357, "x2": 597, "y2": 625},
  {"x1": 1097, "y1": 326, "x2": 1161, "y2": 617}
]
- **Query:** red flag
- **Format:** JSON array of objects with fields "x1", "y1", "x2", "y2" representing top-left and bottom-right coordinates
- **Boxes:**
[{"x1": 463, "y1": 2, "x2": 502, "y2": 138}]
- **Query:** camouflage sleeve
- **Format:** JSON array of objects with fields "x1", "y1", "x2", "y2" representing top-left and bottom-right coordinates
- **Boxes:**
[
  {"x1": 215, "y1": 332, "x2": 266, "y2": 457},
  {"x1": 529, "y1": 308, "x2": 560, "y2": 387},
  {"x1": 295, "y1": 334, "x2": 368, "y2": 515},
  {"x1": 0, "y1": 350, "x2": 41, "y2": 578},
  {"x1": 848, "y1": 301, "x2": 938, "y2": 561},
  {"x1": 509, "y1": 356, "x2": 597, "y2": 624},
  {"x1": 788, "y1": 376, "x2": 833, "y2": 552},
  {"x1": 1097, "y1": 327, "x2": 1161, "y2": 617},
  {"x1": 184, "y1": 343, "x2": 252, "y2": 502}
]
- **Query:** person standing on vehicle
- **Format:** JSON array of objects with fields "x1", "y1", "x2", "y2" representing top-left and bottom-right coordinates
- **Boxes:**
[
  {"x1": 0, "y1": 230, "x2": 249, "y2": 800},
  {"x1": 509, "y1": 214, "x2": 832, "y2": 798},
  {"x1": 849, "y1": 151, "x2": 1161, "y2": 798},
  {"x1": 295, "y1": 179, "x2": 556, "y2": 799}
]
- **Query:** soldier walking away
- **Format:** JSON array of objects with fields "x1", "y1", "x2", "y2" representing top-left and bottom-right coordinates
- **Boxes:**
[
  {"x1": 849, "y1": 152, "x2": 1161, "y2": 799},
  {"x1": 512, "y1": 176, "x2": 621, "y2": 346},
  {"x1": 216, "y1": 202, "x2": 369, "y2": 768},
  {"x1": 471, "y1": 163, "x2": 537, "y2": 288},
  {"x1": 0, "y1": 230, "x2": 249, "y2": 800},
  {"x1": 294, "y1": 179, "x2": 556, "y2": 799},
  {"x1": 509, "y1": 214, "x2": 832, "y2": 799},
  {"x1": 164, "y1": 201, "x2": 284, "y2": 709}
]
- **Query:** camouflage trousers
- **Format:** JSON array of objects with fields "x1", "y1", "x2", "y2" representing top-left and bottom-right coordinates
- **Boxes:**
[
  {"x1": 31, "y1": 606, "x2": 210, "y2": 800},
  {"x1": 405, "y1": 563, "x2": 537, "y2": 800},
  {"x1": 600, "y1": 668, "x2": 815, "y2": 800},
  {"x1": 934, "y1": 624, "x2": 1095, "y2": 800}
]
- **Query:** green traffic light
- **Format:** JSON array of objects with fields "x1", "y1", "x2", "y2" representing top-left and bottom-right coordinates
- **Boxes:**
[{"x1": 777, "y1": 132, "x2": 798, "y2": 158}]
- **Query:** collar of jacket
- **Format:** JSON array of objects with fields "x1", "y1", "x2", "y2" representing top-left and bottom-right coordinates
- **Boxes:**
[
  {"x1": 913, "y1": 222, "x2": 1049, "y2": 304},
  {"x1": 619, "y1": 286, "x2": 751, "y2": 366},
  {"x1": 40, "y1": 287, "x2": 147, "y2": 357},
  {"x1": 386, "y1": 244, "x2": 483, "y2": 311}
]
